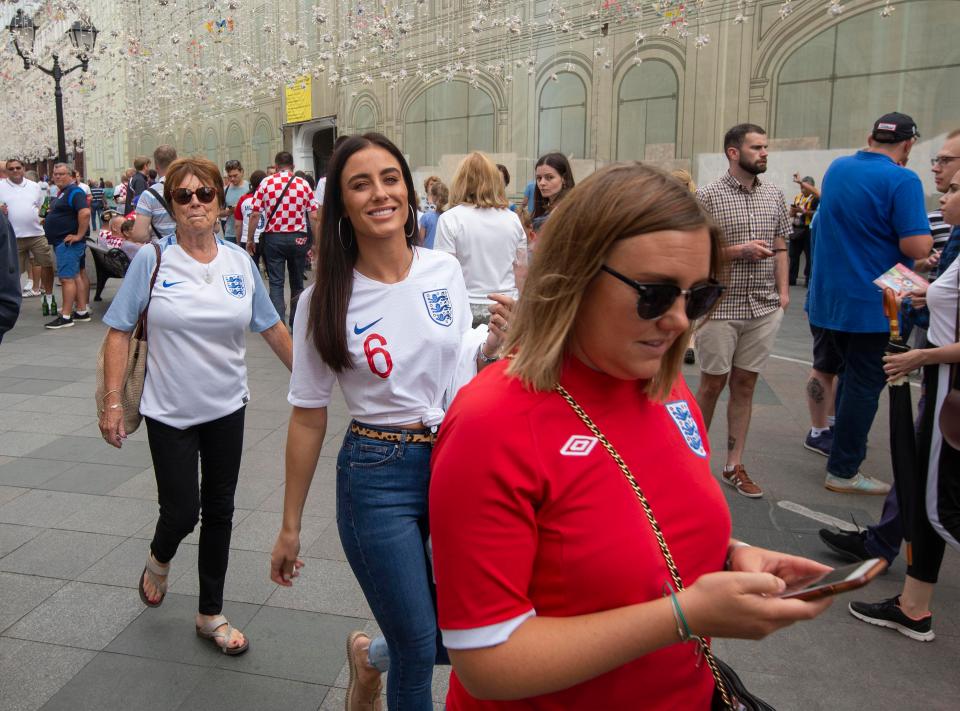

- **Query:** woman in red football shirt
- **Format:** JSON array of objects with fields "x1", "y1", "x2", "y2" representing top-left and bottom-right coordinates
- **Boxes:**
[{"x1": 430, "y1": 163, "x2": 833, "y2": 710}]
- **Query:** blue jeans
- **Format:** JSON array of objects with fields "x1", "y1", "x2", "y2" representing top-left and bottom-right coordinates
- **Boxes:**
[
  {"x1": 824, "y1": 330, "x2": 889, "y2": 478},
  {"x1": 336, "y1": 425, "x2": 448, "y2": 711},
  {"x1": 261, "y1": 232, "x2": 307, "y2": 326}
]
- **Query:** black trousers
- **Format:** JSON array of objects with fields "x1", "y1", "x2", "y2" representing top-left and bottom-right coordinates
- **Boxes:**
[
  {"x1": 145, "y1": 406, "x2": 245, "y2": 615},
  {"x1": 908, "y1": 364, "x2": 958, "y2": 584},
  {"x1": 788, "y1": 228, "x2": 810, "y2": 285}
]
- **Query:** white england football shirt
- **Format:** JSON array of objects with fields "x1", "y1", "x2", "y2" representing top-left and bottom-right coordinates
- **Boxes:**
[
  {"x1": 103, "y1": 235, "x2": 279, "y2": 428},
  {"x1": 289, "y1": 248, "x2": 486, "y2": 427}
]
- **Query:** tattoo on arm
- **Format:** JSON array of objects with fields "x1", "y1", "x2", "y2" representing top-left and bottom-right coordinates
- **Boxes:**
[
  {"x1": 806, "y1": 377, "x2": 825, "y2": 404},
  {"x1": 727, "y1": 436, "x2": 736, "y2": 451}
]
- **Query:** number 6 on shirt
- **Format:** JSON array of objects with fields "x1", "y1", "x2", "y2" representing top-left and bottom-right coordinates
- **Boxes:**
[{"x1": 363, "y1": 334, "x2": 393, "y2": 379}]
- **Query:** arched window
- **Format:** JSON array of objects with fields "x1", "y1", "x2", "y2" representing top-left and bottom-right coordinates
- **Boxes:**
[
  {"x1": 538, "y1": 72, "x2": 587, "y2": 158},
  {"x1": 354, "y1": 103, "x2": 377, "y2": 134},
  {"x1": 182, "y1": 131, "x2": 197, "y2": 156},
  {"x1": 204, "y1": 128, "x2": 219, "y2": 164},
  {"x1": 252, "y1": 119, "x2": 273, "y2": 170},
  {"x1": 139, "y1": 134, "x2": 156, "y2": 158},
  {"x1": 775, "y1": 0, "x2": 959, "y2": 148},
  {"x1": 617, "y1": 60, "x2": 678, "y2": 160},
  {"x1": 225, "y1": 123, "x2": 244, "y2": 163},
  {"x1": 404, "y1": 82, "x2": 495, "y2": 170}
]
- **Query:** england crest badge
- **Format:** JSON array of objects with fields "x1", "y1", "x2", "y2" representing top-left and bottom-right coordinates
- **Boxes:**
[
  {"x1": 665, "y1": 400, "x2": 707, "y2": 458},
  {"x1": 223, "y1": 274, "x2": 246, "y2": 299},
  {"x1": 422, "y1": 289, "x2": 453, "y2": 327}
]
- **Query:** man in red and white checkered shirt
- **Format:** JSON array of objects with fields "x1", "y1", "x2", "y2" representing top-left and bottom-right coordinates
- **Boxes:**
[{"x1": 247, "y1": 151, "x2": 318, "y2": 326}]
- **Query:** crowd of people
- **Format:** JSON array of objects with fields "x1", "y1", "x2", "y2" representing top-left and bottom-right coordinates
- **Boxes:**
[{"x1": 0, "y1": 111, "x2": 957, "y2": 710}]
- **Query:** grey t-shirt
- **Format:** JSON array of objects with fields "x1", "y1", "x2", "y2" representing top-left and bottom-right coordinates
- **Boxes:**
[{"x1": 223, "y1": 183, "x2": 249, "y2": 241}]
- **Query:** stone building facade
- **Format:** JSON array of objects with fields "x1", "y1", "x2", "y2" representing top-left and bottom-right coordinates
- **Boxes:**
[{"x1": 81, "y1": 0, "x2": 957, "y2": 196}]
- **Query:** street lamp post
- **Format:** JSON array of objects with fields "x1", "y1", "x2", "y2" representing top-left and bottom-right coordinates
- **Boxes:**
[{"x1": 6, "y1": 10, "x2": 98, "y2": 164}]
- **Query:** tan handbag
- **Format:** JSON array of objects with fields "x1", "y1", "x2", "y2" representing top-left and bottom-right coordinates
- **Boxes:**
[
  {"x1": 95, "y1": 243, "x2": 162, "y2": 434},
  {"x1": 939, "y1": 267, "x2": 960, "y2": 450}
]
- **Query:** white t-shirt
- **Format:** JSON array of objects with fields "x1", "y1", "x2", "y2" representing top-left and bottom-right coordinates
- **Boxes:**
[
  {"x1": 434, "y1": 205, "x2": 525, "y2": 303},
  {"x1": 237, "y1": 194, "x2": 265, "y2": 244},
  {"x1": 77, "y1": 182, "x2": 91, "y2": 196},
  {"x1": 927, "y1": 258, "x2": 959, "y2": 348},
  {"x1": 314, "y1": 177, "x2": 327, "y2": 206},
  {"x1": 289, "y1": 248, "x2": 486, "y2": 427},
  {"x1": 0, "y1": 178, "x2": 43, "y2": 237},
  {"x1": 103, "y1": 235, "x2": 279, "y2": 429}
]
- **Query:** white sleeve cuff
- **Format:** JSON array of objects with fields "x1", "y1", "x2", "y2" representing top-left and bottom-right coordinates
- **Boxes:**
[{"x1": 441, "y1": 609, "x2": 536, "y2": 650}]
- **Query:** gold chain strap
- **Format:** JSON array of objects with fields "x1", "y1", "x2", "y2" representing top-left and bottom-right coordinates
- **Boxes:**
[{"x1": 554, "y1": 384, "x2": 734, "y2": 711}]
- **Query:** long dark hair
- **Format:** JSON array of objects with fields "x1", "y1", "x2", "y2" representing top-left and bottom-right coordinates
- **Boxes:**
[
  {"x1": 309, "y1": 132, "x2": 419, "y2": 371},
  {"x1": 531, "y1": 152, "x2": 575, "y2": 220}
]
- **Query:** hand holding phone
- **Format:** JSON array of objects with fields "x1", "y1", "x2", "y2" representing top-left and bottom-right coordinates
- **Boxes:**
[{"x1": 779, "y1": 559, "x2": 887, "y2": 601}]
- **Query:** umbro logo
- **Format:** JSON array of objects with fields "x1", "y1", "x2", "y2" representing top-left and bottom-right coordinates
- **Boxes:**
[{"x1": 560, "y1": 435, "x2": 598, "y2": 457}]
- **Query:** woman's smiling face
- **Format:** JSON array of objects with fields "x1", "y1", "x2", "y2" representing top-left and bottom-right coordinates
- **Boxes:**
[{"x1": 341, "y1": 146, "x2": 409, "y2": 242}]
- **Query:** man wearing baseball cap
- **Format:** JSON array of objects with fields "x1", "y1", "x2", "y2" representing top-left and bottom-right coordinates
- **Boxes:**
[{"x1": 806, "y1": 112, "x2": 932, "y2": 494}]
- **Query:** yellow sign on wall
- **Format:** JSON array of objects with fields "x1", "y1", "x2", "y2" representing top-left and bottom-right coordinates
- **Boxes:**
[{"x1": 285, "y1": 76, "x2": 312, "y2": 124}]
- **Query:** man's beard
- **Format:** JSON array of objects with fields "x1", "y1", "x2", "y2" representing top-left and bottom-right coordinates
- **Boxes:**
[{"x1": 739, "y1": 156, "x2": 767, "y2": 175}]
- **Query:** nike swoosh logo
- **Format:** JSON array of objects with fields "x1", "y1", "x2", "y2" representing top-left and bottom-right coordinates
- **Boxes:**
[
  {"x1": 162, "y1": 280, "x2": 185, "y2": 288},
  {"x1": 353, "y1": 318, "x2": 383, "y2": 335}
]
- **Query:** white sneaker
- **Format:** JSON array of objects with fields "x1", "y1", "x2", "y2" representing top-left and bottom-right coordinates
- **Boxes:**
[{"x1": 825, "y1": 472, "x2": 891, "y2": 495}]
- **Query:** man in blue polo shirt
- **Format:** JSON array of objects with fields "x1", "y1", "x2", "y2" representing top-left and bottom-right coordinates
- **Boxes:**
[
  {"x1": 43, "y1": 163, "x2": 91, "y2": 329},
  {"x1": 807, "y1": 112, "x2": 933, "y2": 494}
]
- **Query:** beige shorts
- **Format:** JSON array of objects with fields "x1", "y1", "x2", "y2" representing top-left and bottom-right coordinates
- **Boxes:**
[
  {"x1": 695, "y1": 309, "x2": 784, "y2": 375},
  {"x1": 17, "y1": 235, "x2": 53, "y2": 272}
]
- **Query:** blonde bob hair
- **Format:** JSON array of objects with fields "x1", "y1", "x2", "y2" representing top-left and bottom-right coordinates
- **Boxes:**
[
  {"x1": 449, "y1": 151, "x2": 509, "y2": 209},
  {"x1": 504, "y1": 162, "x2": 724, "y2": 400}
]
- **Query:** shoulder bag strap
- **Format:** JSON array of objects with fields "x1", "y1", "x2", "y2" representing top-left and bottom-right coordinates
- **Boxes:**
[
  {"x1": 554, "y1": 383, "x2": 734, "y2": 710},
  {"x1": 133, "y1": 243, "x2": 163, "y2": 341},
  {"x1": 264, "y1": 174, "x2": 296, "y2": 230},
  {"x1": 143, "y1": 187, "x2": 172, "y2": 241}
]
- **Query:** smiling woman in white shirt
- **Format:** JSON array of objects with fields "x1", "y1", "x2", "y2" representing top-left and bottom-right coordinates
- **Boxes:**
[
  {"x1": 99, "y1": 157, "x2": 292, "y2": 656},
  {"x1": 269, "y1": 133, "x2": 512, "y2": 711},
  {"x1": 435, "y1": 152, "x2": 526, "y2": 327}
]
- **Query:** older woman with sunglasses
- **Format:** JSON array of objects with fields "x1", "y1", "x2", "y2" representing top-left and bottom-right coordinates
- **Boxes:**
[
  {"x1": 430, "y1": 163, "x2": 833, "y2": 710},
  {"x1": 100, "y1": 157, "x2": 291, "y2": 655}
]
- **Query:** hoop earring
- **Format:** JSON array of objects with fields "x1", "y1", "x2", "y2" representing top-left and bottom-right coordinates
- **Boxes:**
[
  {"x1": 405, "y1": 203, "x2": 416, "y2": 240},
  {"x1": 338, "y1": 216, "x2": 353, "y2": 250}
]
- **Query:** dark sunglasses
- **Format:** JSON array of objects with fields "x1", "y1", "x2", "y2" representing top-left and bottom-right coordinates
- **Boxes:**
[
  {"x1": 601, "y1": 265, "x2": 725, "y2": 321},
  {"x1": 171, "y1": 186, "x2": 218, "y2": 205}
]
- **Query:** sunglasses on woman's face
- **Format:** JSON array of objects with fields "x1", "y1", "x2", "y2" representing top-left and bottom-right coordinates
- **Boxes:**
[
  {"x1": 171, "y1": 187, "x2": 218, "y2": 205},
  {"x1": 601, "y1": 265, "x2": 725, "y2": 321}
]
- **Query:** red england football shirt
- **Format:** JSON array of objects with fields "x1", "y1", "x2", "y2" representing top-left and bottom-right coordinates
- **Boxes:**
[
  {"x1": 430, "y1": 356, "x2": 731, "y2": 710},
  {"x1": 250, "y1": 171, "x2": 318, "y2": 233}
]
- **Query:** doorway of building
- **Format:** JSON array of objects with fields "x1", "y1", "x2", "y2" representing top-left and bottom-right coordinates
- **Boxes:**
[{"x1": 312, "y1": 126, "x2": 337, "y2": 180}]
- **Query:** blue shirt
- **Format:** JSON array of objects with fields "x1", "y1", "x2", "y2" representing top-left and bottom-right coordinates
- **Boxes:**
[
  {"x1": 523, "y1": 180, "x2": 535, "y2": 210},
  {"x1": 420, "y1": 211, "x2": 440, "y2": 249},
  {"x1": 43, "y1": 184, "x2": 86, "y2": 245},
  {"x1": 806, "y1": 151, "x2": 930, "y2": 333}
]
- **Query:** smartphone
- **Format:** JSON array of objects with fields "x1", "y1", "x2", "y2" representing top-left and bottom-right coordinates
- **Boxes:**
[{"x1": 779, "y1": 558, "x2": 887, "y2": 601}]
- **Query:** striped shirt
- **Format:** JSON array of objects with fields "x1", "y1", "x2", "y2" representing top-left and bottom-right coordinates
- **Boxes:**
[
  {"x1": 696, "y1": 172, "x2": 791, "y2": 320},
  {"x1": 929, "y1": 209, "x2": 952, "y2": 251}
]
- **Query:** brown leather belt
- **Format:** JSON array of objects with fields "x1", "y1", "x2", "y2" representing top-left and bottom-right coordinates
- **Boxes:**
[{"x1": 350, "y1": 422, "x2": 436, "y2": 444}]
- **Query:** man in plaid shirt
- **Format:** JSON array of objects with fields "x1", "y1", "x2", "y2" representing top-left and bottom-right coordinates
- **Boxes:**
[
  {"x1": 247, "y1": 151, "x2": 318, "y2": 326},
  {"x1": 694, "y1": 123, "x2": 791, "y2": 499}
]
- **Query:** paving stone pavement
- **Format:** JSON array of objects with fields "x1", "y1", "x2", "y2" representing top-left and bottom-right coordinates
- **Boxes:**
[{"x1": 0, "y1": 282, "x2": 956, "y2": 711}]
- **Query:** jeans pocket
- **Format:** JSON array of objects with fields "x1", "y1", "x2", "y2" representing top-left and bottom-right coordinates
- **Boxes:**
[{"x1": 350, "y1": 442, "x2": 401, "y2": 469}]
